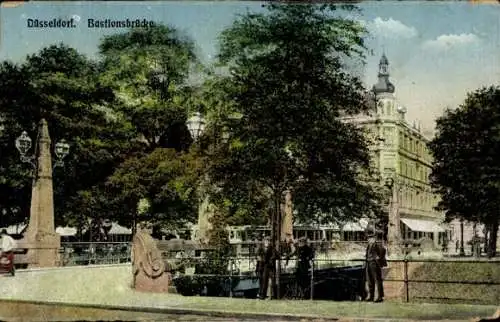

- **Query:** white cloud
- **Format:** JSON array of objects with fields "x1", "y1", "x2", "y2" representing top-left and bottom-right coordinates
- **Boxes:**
[
  {"x1": 364, "y1": 17, "x2": 418, "y2": 39},
  {"x1": 423, "y1": 33, "x2": 480, "y2": 50}
]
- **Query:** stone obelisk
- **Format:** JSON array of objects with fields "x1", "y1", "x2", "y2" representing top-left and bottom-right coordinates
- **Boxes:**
[{"x1": 23, "y1": 119, "x2": 61, "y2": 267}]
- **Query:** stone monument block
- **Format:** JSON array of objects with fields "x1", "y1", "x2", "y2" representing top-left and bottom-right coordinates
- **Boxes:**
[
  {"x1": 21, "y1": 119, "x2": 61, "y2": 268},
  {"x1": 131, "y1": 230, "x2": 171, "y2": 292}
]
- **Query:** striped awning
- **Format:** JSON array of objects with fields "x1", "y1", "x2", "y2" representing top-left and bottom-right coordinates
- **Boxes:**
[{"x1": 401, "y1": 218, "x2": 445, "y2": 233}]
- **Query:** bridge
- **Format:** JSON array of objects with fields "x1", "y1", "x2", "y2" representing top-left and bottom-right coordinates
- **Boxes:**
[{"x1": 0, "y1": 264, "x2": 497, "y2": 321}]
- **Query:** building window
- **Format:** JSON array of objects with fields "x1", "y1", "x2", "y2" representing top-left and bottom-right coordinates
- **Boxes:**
[
  {"x1": 384, "y1": 127, "x2": 392, "y2": 144},
  {"x1": 377, "y1": 101, "x2": 383, "y2": 114}
]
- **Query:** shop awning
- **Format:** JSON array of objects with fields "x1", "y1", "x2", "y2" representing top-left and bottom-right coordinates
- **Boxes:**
[
  {"x1": 401, "y1": 218, "x2": 445, "y2": 232},
  {"x1": 108, "y1": 223, "x2": 132, "y2": 235},
  {"x1": 56, "y1": 226, "x2": 77, "y2": 236}
]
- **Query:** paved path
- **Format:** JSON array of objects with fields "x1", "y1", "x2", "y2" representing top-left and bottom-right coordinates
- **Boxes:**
[{"x1": 0, "y1": 264, "x2": 497, "y2": 321}]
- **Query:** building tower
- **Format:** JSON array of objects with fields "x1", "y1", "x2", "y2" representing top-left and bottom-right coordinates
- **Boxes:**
[
  {"x1": 373, "y1": 54, "x2": 395, "y2": 95},
  {"x1": 372, "y1": 54, "x2": 403, "y2": 256},
  {"x1": 372, "y1": 54, "x2": 397, "y2": 119}
]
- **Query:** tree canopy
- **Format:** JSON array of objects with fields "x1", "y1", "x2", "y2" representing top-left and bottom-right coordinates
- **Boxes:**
[
  {"x1": 98, "y1": 25, "x2": 201, "y2": 152},
  {"x1": 0, "y1": 25, "x2": 205, "y2": 234},
  {"x1": 0, "y1": 44, "x2": 136, "y2": 228},
  {"x1": 0, "y1": 9, "x2": 388, "y2": 240},
  {"x1": 206, "y1": 3, "x2": 384, "y2": 226},
  {"x1": 429, "y1": 85, "x2": 500, "y2": 257},
  {"x1": 97, "y1": 25, "x2": 205, "y2": 232}
]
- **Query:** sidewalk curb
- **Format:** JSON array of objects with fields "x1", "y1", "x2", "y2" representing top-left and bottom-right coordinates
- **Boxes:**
[
  {"x1": 0, "y1": 299, "x2": 337, "y2": 321},
  {"x1": 0, "y1": 299, "x2": 497, "y2": 321}
]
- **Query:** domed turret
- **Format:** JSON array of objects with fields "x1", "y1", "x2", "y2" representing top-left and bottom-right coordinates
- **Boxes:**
[{"x1": 372, "y1": 54, "x2": 395, "y2": 94}]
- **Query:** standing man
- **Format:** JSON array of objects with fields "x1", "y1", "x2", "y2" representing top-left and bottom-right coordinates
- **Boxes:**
[
  {"x1": 256, "y1": 236, "x2": 275, "y2": 300},
  {"x1": 294, "y1": 237, "x2": 314, "y2": 299},
  {"x1": 364, "y1": 228, "x2": 386, "y2": 303}
]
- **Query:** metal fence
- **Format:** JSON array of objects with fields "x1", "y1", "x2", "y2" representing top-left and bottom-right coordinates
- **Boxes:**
[
  {"x1": 59, "y1": 242, "x2": 131, "y2": 266},
  {"x1": 165, "y1": 255, "x2": 500, "y2": 305}
]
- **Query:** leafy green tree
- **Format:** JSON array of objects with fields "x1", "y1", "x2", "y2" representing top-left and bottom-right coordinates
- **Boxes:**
[
  {"x1": 0, "y1": 44, "x2": 137, "y2": 228},
  {"x1": 98, "y1": 25, "x2": 202, "y2": 152},
  {"x1": 430, "y1": 86, "x2": 500, "y2": 258},
  {"x1": 96, "y1": 25, "x2": 209, "y2": 231},
  {"x1": 208, "y1": 3, "x2": 384, "y2": 235},
  {"x1": 184, "y1": 76, "x2": 273, "y2": 227},
  {"x1": 105, "y1": 148, "x2": 201, "y2": 232}
]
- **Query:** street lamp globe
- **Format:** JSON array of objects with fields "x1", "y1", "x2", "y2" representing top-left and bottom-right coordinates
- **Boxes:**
[
  {"x1": 186, "y1": 112, "x2": 206, "y2": 141},
  {"x1": 55, "y1": 140, "x2": 70, "y2": 160},
  {"x1": 15, "y1": 131, "x2": 32, "y2": 156}
]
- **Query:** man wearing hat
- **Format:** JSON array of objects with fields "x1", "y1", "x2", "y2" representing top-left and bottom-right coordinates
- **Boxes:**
[
  {"x1": 256, "y1": 236, "x2": 275, "y2": 299},
  {"x1": 364, "y1": 228, "x2": 386, "y2": 302},
  {"x1": 293, "y1": 237, "x2": 314, "y2": 298}
]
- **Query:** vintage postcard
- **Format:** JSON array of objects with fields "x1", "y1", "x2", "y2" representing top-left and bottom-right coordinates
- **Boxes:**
[{"x1": 0, "y1": 1, "x2": 498, "y2": 321}]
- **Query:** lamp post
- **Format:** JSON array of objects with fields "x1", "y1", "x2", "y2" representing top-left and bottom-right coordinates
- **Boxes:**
[
  {"x1": 15, "y1": 119, "x2": 70, "y2": 267},
  {"x1": 460, "y1": 219, "x2": 465, "y2": 256},
  {"x1": 186, "y1": 112, "x2": 206, "y2": 143},
  {"x1": 186, "y1": 112, "x2": 235, "y2": 243},
  {"x1": 186, "y1": 112, "x2": 208, "y2": 242}
]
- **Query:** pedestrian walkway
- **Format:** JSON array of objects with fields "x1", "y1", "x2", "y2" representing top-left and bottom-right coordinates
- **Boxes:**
[{"x1": 0, "y1": 264, "x2": 497, "y2": 321}]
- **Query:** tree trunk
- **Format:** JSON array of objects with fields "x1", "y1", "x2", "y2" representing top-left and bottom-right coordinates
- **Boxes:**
[
  {"x1": 486, "y1": 220, "x2": 498, "y2": 258},
  {"x1": 270, "y1": 195, "x2": 276, "y2": 299}
]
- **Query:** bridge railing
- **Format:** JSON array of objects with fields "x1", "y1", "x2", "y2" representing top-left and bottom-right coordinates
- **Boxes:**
[
  {"x1": 163, "y1": 255, "x2": 500, "y2": 305},
  {"x1": 59, "y1": 242, "x2": 131, "y2": 266}
]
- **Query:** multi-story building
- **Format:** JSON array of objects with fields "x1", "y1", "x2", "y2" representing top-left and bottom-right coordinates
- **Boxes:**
[{"x1": 343, "y1": 54, "x2": 448, "y2": 248}]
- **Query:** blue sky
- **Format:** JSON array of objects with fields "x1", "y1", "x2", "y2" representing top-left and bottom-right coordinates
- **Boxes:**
[{"x1": 1, "y1": 1, "x2": 499, "y2": 135}]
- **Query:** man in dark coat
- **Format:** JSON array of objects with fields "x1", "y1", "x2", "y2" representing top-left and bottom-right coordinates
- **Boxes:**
[
  {"x1": 256, "y1": 237, "x2": 275, "y2": 299},
  {"x1": 294, "y1": 237, "x2": 314, "y2": 298},
  {"x1": 364, "y1": 228, "x2": 386, "y2": 302}
]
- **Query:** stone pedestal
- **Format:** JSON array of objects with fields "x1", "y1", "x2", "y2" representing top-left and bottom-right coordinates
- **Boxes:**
[
  {"x1": 132, "y1": 229, "x2": 171, "y2": 293},
  {"x1": 387, "y1": 184, "x2": 402, "y2": 257},
  {"x1": 22, "y1": 119, "x2": 60, "y2": 268}
]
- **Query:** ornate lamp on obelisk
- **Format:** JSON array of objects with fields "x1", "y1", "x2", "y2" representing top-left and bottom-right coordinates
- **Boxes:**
[{"x1": 15, "y1": 119, "x2": 70, "y2": 267}]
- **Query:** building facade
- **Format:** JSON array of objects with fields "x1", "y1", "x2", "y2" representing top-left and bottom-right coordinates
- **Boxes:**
[{"x1": 344, "y1": 54, "x2": 448, "y2": 248}]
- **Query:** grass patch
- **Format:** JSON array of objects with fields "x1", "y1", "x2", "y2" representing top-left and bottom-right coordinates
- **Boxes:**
[{"x1": 408, "y1": 261, "x2": 500, "y2": 305}]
